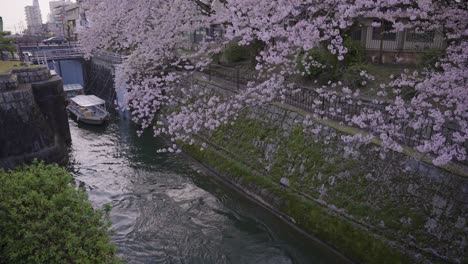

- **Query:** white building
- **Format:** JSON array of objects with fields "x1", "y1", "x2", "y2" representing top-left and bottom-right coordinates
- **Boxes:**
[
  {"x1": 47, "y1": 0, "x2": 74, "y2": 37},
  {"x1": 24, "y1": 0, "x2": 43, "y2": 35}
]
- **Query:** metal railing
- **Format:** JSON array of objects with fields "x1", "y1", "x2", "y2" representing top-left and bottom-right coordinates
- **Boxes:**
[
  {"x1": 201, "y1": 64, "x2": 468, "y2": 165},
  {"x1": 283, "y1": 86, "x2": 464, "y2": 150},
  {"x1": 203, "y1": 64, "x2": 256, "y2": 89},
  {"x1": 92, "y1": 50, "x2": 126, "y2": 64},
  {"x1": 30, "y1": 48, "x2": 84, "y2": 62}
]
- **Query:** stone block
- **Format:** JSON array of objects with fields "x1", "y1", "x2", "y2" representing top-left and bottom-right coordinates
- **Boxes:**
[
  {"x1": 3, "y1": 92, "x2": 13, "y2": 102},
  {"x1": 13, "y1": 91, "x2": 23, "y2": 100}
]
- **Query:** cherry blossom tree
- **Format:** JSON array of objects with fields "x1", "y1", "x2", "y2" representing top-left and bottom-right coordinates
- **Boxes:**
[{"x1": 79, "y1": 0, "x2": 467, "y2": 165}]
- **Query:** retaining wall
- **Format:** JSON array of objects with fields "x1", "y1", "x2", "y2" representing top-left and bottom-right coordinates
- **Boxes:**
[
  {"x1": 0, "y1": 66, "x2": 70, "y2": 169},
  {"x1": 181, "y1": 103, "x2": 468, "y2": 263},
  {"x1": 83, "y1": 58, "x2": 116, "y2": 106}
]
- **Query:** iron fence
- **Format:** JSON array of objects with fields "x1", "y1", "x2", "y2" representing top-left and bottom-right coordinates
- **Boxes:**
[
  {"x1": 203, "y1": 64, "x2": 256, "y2": 88},
  {"x1": 92, "y1": 50, "x2": 126, "y2": 64},
  {"x1": 203, "y1": 64, "x2": 468, "y2": 165},
  {"x1": 282, "y1": 85, "x2": 467, "y2": 157},
  {"x1": 29, "y1": 48, "x2": 84, "y2": 62}
]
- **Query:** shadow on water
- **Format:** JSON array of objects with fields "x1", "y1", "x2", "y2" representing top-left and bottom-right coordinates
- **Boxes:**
[{"x1": 67, "y1": 114, "x2": 351, "y2": 264}]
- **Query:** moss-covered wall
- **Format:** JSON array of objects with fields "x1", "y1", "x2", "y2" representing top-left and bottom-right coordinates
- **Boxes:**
[{"x1": 180, "y1": 103, "x2": 467, "y2": 264}]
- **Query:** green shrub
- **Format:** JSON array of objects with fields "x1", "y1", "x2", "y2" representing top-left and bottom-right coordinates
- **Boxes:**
[
  {"x1": 0, "y1": 161, "x2": 121, "y2": 264},
  {"x1": 418, "y1": 49, "x2": 443, "y2": 69},
  {"x1": 343, "y1": 63, "x2": 372, "y2": 88},
  {"x1": 223, "y1": 43, "x2": 251, "y2": 63},
  {"x1": 297, "y1": 48, "x2": 340, "y2": 82},
  {"x1": 401, "y1": 87, "x2": 417, "y2": 101},
  {"x1": 343, "y1": 38, "x2": 365, "y2": 66},
  {"x1": 222, "y1": 41, "x2": 264, "y2": 64}
]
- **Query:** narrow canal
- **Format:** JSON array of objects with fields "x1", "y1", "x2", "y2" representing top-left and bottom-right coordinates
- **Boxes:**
[{"x1": 67, "y1": 115, "x2": 349, "y2": 264}]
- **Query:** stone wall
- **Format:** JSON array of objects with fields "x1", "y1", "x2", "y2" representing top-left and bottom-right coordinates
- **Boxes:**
[
  {"x1": 0, "y1": 74, "x2": 18, "y2": 92},
  {"x1": 0, "y1": 67, "x2": 70, "y2": 169},
  {"x1": 181, "y1": 102, "x2": 468, "y2": 263},
  {"x1": 11, "y1": 66, "x2": 50, "y2": 84}
]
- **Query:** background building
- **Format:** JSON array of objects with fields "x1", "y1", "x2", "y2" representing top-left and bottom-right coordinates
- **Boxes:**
[
  {"x1": 24, "y1": 0, "x2": 43, "y2": 35},
  {"x1": 65, "y1": 3, "x2": 80, "y2": 40},
  {"x1": 47, "y1": 0, "x2": 73, "y2": 37},
  {"x1": 0, "y1": 17, "x2": 3, "y2": 32}
]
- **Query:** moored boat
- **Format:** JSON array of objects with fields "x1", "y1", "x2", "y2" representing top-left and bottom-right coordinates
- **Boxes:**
[
  {"x1": 67, "y1": 95, "x2": 109, "y2": 125},
  {"x1": 63, "y1": 83, "x2": 84, "y2": 101}
]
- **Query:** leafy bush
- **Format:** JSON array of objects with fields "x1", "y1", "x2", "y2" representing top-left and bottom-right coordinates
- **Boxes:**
[
  {"x1": 401, "y1": 87, "x2": 418, "y2": 101},
  {"x1": 418, "y1": 49, "x2": 443, "y2": 69},
  {"x1": 297, "y1": 48, "x2": 340, "y2": 82},
  {"x1": 343, "y1": 63, "x2": 373, "y2": 88},
  {"x1": 0, "y1": 32, "x2": 16, "y2": 61},
  {"x1": 0, "y1": 161, "x2": 121, "y2": 264},
  {"x1": 222, "y1": 41, "x2": 264, "y2": 64},
  {"x1": 343, "y1": 38, "x2": 365, "y2": 67},
  {"x1": 223, "y1": 43, "x2": 251, "y2": 63}
]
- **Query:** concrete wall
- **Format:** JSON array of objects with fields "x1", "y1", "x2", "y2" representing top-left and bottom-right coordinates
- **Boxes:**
[{"x1": 83, "y1": 58, "x2": 116, "y2": 106}]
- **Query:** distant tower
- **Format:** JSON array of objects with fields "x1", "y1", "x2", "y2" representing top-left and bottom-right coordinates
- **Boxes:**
[
  {"x1": 25, "y1": 0, "x2": 43, "y2": 35},
  {"x1": 0, "y1": 17, "x2": 3, "y2": 33}
]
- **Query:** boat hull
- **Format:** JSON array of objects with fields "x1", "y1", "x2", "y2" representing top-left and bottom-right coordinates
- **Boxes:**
[
  {"x1": 77, "y1": 117, "x2": 106, "y2": 125},
  {"x1": 67, "y1": 106, "x2": 108, "y2": 125}
]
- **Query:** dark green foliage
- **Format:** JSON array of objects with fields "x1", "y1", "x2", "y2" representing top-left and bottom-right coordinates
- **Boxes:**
[
  {"x1": 297, "y1": 39, "x2": 367, "y2": 84},
  {"x1": 223, "y1": 42, "x2": 251, "y2": 63},
  {"x1": 211, "y1": 53, "x2": 221, "y2": 64},
  {"x1": 401, "y1": 87, "x2": 417, "y2": 101},
  {"x1": 343, "y1": 38, "x2": 365, "y2": 66},
  {"x1": 0, "y1": 32, "x2": 16, "y2": 61},
  {"x1": 0, "y1": 161, "x2": 121, "y2": 264},
  {"x1": 418, "y1": 49, "x2": 443, "y2": 69},
  {"x1": 297, "y1": 48, "x2": 340, "y2": 83},
  {"x1": 222, "y1": 40, "x2": 264, "y2": 64},
  {"x1": 343, "y1": 63, "x2": 372, "y2": 88}
]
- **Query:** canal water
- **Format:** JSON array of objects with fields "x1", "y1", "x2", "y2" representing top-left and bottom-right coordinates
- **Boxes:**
[{"x1": 67, "y1": 115, "x2": 349, "y2": 264}]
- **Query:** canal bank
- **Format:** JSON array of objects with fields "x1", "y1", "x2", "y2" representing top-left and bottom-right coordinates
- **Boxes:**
[
  {"x1": 67, "y1": 114, "x2": 350, "y2": 263},
  {"x1": 76, "y1": 54, "x2": 466, "y2": 263},
  {"x1": 177, "y1": 103, "x2": 468, "y2": 264}
]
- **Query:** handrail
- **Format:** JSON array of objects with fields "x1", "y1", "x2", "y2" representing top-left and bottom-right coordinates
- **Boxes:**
[{"x1": 200, "y1": 64, "x2": 468, "y2": 165}]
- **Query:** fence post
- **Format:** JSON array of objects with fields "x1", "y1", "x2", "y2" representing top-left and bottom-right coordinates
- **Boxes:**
[
  {"x1": 236, "y1": 67, "x2": 240, "y2": 90},
  {"x1": 321, "y1": 96, "x2": 325, "y2": 119},
  {"x1": 208, "y1": 64, "x2": 211, "y2": 81}
]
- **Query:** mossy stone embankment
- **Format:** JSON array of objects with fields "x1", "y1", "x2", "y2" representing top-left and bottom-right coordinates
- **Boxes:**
[{"x1": 179, "y1": 105, "x2": 468, "y2": 264}]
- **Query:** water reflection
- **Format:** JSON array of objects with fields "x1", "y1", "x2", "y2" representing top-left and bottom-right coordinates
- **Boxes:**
[{"x1": 67, "y1": 116, "x2": 349, "y2": 264}]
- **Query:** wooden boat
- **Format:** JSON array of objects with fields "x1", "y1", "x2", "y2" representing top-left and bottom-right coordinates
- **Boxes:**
[
  {"x1": 63, "y1": 83, "x2": 84, "y2": 101},
  {"x1": 67, "y1": 95, "x2": 109, "y2": 125}
]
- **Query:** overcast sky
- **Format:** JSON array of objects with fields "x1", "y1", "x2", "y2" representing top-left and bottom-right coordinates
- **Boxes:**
[{"x1": 0, "y1": 0, "x2": 75, "y2": 33}]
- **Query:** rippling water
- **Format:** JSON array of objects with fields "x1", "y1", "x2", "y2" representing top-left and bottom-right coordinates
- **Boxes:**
[{"x1": 67, "y1": 115, "x2": 349, "y2": 264}]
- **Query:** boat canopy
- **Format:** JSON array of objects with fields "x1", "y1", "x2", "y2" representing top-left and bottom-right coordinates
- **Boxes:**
[
  {"x1": 71, "y1": 95, "x2": 105, "y2": 107},
  {"x1": 64, "y1": 83, "x2": 84, "y2": 91}
]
